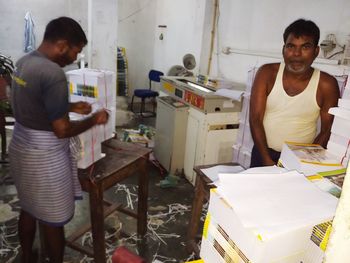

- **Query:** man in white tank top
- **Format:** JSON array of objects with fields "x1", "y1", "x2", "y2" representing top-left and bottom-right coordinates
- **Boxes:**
[{"x1": 249, "y1": 19, "x2": 340, "y2": 167}]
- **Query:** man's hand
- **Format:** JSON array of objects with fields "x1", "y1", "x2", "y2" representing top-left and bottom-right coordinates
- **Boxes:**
[
  {"x1": 52, "y1": 109, "x2": 110, "y2": 138},
  {"x1": 70, "y1": 101, "x2": 92, "y2": 115},
  {"x1": 93, "y1": 109, "x2": 109, "y2": 125}
]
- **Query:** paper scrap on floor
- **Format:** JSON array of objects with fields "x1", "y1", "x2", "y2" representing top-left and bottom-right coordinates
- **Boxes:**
[
  {"x1": 0, "y1": 203, "x2": 19, "y2": 222},
  {"x1": 217, "y1": 170, "x2": 338, "y2": 238}
]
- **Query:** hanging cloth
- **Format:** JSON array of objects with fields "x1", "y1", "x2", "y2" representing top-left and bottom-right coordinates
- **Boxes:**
[{"x1": 24, "y1": 12, "x2": 35, "y2": 53}]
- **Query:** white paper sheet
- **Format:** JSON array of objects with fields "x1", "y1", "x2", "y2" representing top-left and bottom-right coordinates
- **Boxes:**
[
  {"x1": 217, "y1": 171, "x2": 338, "y2": 231},
  {"x1": 200, "y1": 165, "x2": 244, "y2": 185},
  {"x1": 214, "y1": 88, "x2": 244, "y2": 101},
  {"x1": 242, "y1": 165, "x2": 287, "y2": 174}
]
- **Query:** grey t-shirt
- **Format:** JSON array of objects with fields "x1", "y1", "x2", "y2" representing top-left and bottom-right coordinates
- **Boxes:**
[{"x1": 11, "y1": 50, "x2": 69, "y2": 131}]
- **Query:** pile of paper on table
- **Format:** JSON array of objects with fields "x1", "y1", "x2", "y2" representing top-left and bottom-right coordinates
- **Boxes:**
[
  {"x1": 340, "y1": 74, "x2": 350, "y2": 99},
  {"x1": 200, "y1": 169, "x2": 338, "y2": 263},
  {"x1": 197, "y1": 74, "x2": 238, "y2": 90},
  {"x1": 66, "y1": 68, "x2": 116, "y2": 168},
  {"x1": 307, "y1": 168, "x2": 346, "y2": 199},
  {"x1": 279, "y1": 142, "x2": 344, "y2": 176},
  {"x1": 327, "y1": 101, "x2": 350, "y2": 168},
  {"x1": 232, "y1": 67, "x2": 258, "y2": 168},
  {"x1": 322, "y1": 75, "x2": 350, "y2": 173},
  {"x1": 303, "y1": 166, "x2": 348, "y2": 262}
]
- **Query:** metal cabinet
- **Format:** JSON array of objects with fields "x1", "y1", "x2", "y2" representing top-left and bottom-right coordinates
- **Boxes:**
[
  {"x1": 154, "y1": 96, "x2": 189, "y2": 174},
  {"x1": 184, "y1": 107, "x2": 239, "y2": 184}
]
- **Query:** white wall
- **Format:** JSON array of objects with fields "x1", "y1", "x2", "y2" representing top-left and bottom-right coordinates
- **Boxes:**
[
  {"x1": 118, "y1": 0, "x2": 350, "y2": 98},
  {"x1": 4, "y1": 1, "x2": 350, "y2": 92},
  {"x1": 89, "y1": 0, "x2": 118, "y2": 73},
  {"x1": 0, "y1": 0, "x2": 117, "y2": 73},
  {"x1": 203, "y1": 0, "x2": 350, "y2": 83},
  {"x1": 117, "y1": 0, "x2": 206, "y2": 96},
  {"x1": 118, "y1": 0, "x2": 157, "y2": 94},
  {"x1": 153, "y1": 0, "x2": 206, "y2": 76},
  {"x1": 0, "y1": 0, "x2": 73, "y2": 61}
]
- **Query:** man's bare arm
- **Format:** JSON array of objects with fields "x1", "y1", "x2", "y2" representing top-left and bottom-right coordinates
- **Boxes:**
[
  {"x1": 313, "y1": 73, "x2": 340, "y2": 147},
  {"x1": 249, "y1": 65, "x2": 275, "y2": 166},
  {"x1": 69, "y1": 101, "x2": 92, "y2": 114},
  {"x1": 51, "y1": 109, "x2": 109, "y2": 139}
]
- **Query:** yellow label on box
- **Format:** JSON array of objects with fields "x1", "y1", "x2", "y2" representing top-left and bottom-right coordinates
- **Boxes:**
[
  {"x1": 163, "y1": 82, "x2": 175, "y2": 93},
  {"x1": 203, "y1": 213, "x2": 211, "y2": 239}
]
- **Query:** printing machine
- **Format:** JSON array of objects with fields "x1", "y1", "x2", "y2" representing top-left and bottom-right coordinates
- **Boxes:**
[
  {"x1": 154, "y1": 76, "x2": 246, "y2": 183},
  {"x1": 160, "y1": 76, "x2": 245, "y2": 113}
]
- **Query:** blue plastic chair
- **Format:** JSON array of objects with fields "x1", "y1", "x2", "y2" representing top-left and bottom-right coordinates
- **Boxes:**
[{"x1": 131, "y1": 70, "x2": 164, "y2": 117}]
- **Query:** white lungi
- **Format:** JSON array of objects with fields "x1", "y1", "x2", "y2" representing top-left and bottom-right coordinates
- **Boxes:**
[{"x1": 9, "y1": 122, "x2": 82, "y2": 226}]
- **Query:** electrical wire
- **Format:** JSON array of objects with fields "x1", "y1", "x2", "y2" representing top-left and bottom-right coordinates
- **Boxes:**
[
  {"x1": 118, "y1": 0, "x2": 154, "y2": 23},
  {"x1": 214, "y1": 0, "x2": 222, "y2": 77},
  {"x1": 323, "y1": 34, "x2": 346, "y2": 60},
  {"x1": 327, "y1": 50, "x2": 345, "y2": 59}
]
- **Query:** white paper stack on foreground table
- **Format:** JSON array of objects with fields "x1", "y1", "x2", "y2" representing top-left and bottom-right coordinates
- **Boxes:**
[
  {"x1": 200, "y1": 170, "x2": 338, "y2": 263},
  {"x1": 66, "y1": 68, "x2": 116, "y2": 168}
]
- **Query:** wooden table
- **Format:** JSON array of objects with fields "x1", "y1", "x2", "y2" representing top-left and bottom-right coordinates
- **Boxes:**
[
  {"x1": 186, "y1": 163, "x2": 239, "y2": 256},
  {"x1": 66, "y1": 139, "x2": 152, "y2": 263}
]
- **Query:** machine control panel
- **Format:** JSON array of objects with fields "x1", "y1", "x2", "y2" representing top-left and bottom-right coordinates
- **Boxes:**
[{"x1": 160, "y1": 76, "x2": 244, "y2": 113}]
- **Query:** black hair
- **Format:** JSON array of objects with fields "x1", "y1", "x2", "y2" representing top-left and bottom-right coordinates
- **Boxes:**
[
  {"x1": 43, "y1": 17, "x2": 87, "y2": 47},
  {"x1": 283, "y1": 19, "x2": 320, "y2": 46}
]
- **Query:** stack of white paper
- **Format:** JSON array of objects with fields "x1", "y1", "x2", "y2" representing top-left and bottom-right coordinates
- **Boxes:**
[
  {"x1": 66, "y1": 68, "x2": 116, "y2": 169},
  {"x1": 232, "y1": 67, "x2": 258, "y2": 168},
  {"x1": 279, "y1": 142, "x2": 344, "y2": 176},
  {"x1": 67, "y1": 69, "x2": 116, "y2": 108},
  {"x1": 340, "y1": 74, "x2": 350, "y2": 99},
  {"x1": 200, "y1": 170, "x2": 338, "y2": 263},
  {"x1": 327, "y1": 105, "x2": 350, "y2": 167},
  {"x1": 200, "y1": 164, "x2": 245, "y2": 185},
  {"x1": 218, "y1": 171, "x2": 337, "y2": 231}
]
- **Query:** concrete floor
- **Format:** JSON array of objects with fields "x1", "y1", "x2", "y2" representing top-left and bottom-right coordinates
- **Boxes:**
[{"x1": 0, "y1": 109, "x2": 201, "y2": 263}]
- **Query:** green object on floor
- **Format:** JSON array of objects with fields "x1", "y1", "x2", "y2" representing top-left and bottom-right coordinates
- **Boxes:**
[{"x1": 160, "y1": 174, "x2": 179, "y2": 188}]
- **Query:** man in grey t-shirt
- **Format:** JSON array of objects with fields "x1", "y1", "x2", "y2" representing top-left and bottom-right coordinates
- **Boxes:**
[{"x1": 10, "y1": 17, "x2": 109, "y2": 263}]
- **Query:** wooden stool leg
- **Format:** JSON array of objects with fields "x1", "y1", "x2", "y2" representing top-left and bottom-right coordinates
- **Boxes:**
[
  {"x1": 137, "y1": 156, "x2": 149, "y2": 236},
  {"x1": 0, "y1": 112, "x2": 6, "y2": 160},
  {"x1": 186, "y1": 176, "x2": 205, "y2": 255},
  {"x1": 89, "y1": 185, "x2": 107, "y2": 263}
]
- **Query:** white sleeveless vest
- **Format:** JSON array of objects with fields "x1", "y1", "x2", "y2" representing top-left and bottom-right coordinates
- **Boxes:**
[{"x1": 263, "y1": 63, "x2": 320, "y2": 151}]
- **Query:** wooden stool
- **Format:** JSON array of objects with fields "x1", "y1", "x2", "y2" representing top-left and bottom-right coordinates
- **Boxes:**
[{"x1": 66, "y1": 139, "x2": 152, "y2": 263}]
